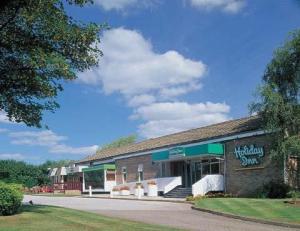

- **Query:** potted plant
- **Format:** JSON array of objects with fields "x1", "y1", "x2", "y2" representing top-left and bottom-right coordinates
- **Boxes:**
[
  {"x1": 134, "y1": 183, "x2": 144, "y2": 197},
  {"x1": 147, "y1": 181, "x2": 158, "y2": 197},
  {"x1": 110, "y1": 187, "x2": 120, "y2": 197},
  {"x1": 120, "y1": 186, "x2": 130, "y2": 196}
]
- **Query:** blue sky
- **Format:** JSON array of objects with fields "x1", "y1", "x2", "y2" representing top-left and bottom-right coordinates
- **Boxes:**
[{"x1": 1, "y1": 0, "x2": 300, "y2": 164}]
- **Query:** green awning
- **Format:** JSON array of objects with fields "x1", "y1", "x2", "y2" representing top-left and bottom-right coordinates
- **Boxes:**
[
  {"x1": 82, "y1": 164, "x2": 115, "y2": 172},
  {"x1": 152, "y1": 143, "x2": 224, "y2": 161}
]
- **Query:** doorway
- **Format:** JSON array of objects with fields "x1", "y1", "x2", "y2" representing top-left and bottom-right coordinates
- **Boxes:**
[{"x1": 170, "y1": 161, "x2": 192, "y2": 188}]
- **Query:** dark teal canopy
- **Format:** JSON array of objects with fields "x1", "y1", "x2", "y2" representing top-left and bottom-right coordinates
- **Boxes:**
[{"x1": 152, "y1": 143, "x2": 224, "y2": 161}]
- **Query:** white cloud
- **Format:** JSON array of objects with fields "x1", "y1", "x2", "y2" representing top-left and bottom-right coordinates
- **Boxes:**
[
  {"x1": 132, "y1": 102, "x2": 231, "y2": 138},
  {"x1": 78, "y1": 27, "x2": 231, "y2": 139},
  {"x1": 49, "y1": 144, "x2": 99, "y2": 155},
  {"x1": 9, "y1": 130, "x2": 67, "y2": 146},
  {"x1": 9, "y1": 130, "x2": 98, "y2": 155},
  {"x1": 0, "y1": 153, "x2": 25, "y2": 160},
  {"x1": 0, "y1": 128, "x2": 8, "y2": 133},
  {"x1": 190, "y1": 0, "x2": 246, "y2": 13},
  {"x1": 94, "y1": 0, "x2": 137, "y2": 11},
  {"x1": 128, "y1": 94, "x2": 156, "y2": 107},
  {"x1": 0, "y1": 112, "x2": 14, "y2": 124},
  {"x1": 93, "y1": 0, "x2": 157, "y2": 11},
  {"x1": 78, "y1": 28, "x2": 206, "y2": 103}
]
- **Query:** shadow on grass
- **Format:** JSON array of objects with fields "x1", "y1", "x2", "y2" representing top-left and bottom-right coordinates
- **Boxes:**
[{"x1": 19, "y1": 205, "x2": 52, "y2": 215}]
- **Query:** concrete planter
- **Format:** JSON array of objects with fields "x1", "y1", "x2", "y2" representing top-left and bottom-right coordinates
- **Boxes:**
[
  {"x1": 110, "y1": 190, "x2": 119, "y2": 197},
  {"x1": 120, "y1": 190, "x2": 130, "y2": 196},
  {"x1": 147, "y1": 185, "x2": 158, "y2": 197},
  {"x1": 134, "y1": 188, "x2": 144, "y2": 197}
]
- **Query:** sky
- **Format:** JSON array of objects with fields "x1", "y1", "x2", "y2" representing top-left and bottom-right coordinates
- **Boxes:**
[{"x1": 1, "y1": 0, "x2": 300, "y2": 164}]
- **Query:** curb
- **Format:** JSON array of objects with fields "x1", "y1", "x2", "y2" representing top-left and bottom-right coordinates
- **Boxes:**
[
  {"x1": 191, "y1": 206, "x2": 300, "y2": 229},
  {"x1": 80, "y1": 196, "x2": 192, "y2": 204}
]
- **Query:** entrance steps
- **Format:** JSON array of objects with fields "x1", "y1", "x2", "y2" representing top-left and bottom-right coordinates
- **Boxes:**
[{"x1": 163, "y1": 186, "x2": 192, "y2": 198}]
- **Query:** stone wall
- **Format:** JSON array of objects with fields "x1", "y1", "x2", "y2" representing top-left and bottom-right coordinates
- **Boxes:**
[
  {"x1": 115, "y1": 154, "x2": 160, "y2": 184},
  {"x1": 224, "y1": 134, "x2": 283, "y2": 196}
]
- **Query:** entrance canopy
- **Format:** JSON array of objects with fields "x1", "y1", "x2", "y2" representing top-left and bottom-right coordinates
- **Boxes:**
[
  {"x1": 82, "y1": 164, "x2": 115, "y2": 172},
  {"x1": 152, "y1": 143, "x2": 224, "y2": 161}
]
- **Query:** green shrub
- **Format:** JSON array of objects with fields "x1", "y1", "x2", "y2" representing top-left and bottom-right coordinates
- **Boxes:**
[
  {"x1": 186, "y1": 193, "x2": 234, "y2": 201},
  {"x1": 262, "y1": 181, "x2": 290, "y2": 199},
  {"x1": 0, "y1": 182, "x2": 23, "y2": 216}
]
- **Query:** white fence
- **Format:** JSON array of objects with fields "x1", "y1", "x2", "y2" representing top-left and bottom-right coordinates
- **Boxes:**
[{"x1": 192, "y1": 174, "x2": 224, "y2": 196}]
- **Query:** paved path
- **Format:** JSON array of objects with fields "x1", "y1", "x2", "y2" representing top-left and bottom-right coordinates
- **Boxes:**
[{"x1": 23, "y1": 195, "x2": 299, "y2": 231}]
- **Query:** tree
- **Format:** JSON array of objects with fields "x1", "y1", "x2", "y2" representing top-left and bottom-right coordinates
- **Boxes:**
[
  {"x1": 250, "y1": 30, "x2": 300, "y2": 185},
  {"x1": 0, "y1": 0, "x2": 103, "y2": 127},
  {"x1": 0, "y1": 160, "x2": 49, "y2": 188},
  {"x1": 40, "y1": 159, "x2": 73, "y2": 169},
  {"x1": 99, "y1": 135, "x2": 137, "y2": 151}
]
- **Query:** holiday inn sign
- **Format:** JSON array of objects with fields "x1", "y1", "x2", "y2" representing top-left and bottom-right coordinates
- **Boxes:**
[{"x1": 234, "y1": 144, "x2": 264, "y2": 167}]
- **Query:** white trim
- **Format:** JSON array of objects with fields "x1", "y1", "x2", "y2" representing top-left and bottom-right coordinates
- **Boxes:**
[
  {"x1": 113, "y1": 130, "x2": 267, "y2": 161},
  {"x1": 92, "y1": 159, "x2": 114, "y2": 165}
]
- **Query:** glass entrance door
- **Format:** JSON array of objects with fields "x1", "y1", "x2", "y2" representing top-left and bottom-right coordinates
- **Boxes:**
[{"x1": 170, "y1": 161, "x2": 192, "y2": 188}]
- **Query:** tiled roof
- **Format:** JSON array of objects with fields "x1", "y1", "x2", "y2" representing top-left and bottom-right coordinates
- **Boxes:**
[{"x1": 76, "y1": 116, "x2": 262, "y2": 164}]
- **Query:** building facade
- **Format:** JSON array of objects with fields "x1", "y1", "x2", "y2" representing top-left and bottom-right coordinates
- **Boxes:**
[{"x1": 74, "y1": 116, "x2": 298, "y2": 197}]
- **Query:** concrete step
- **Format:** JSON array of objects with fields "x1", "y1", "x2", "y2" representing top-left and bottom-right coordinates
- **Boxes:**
[{"x1": 164, "y1": 186, "x2": 192, "y2": 198}]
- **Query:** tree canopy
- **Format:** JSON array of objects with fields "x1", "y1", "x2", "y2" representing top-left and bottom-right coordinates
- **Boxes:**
[
  {"x1": 0, "y1": 160, "x2": 50, "y2": 188},
  {"x1": 99, "y1": 135, "x2": 137, "y2": 151},
  {"x1": 250, "y1": 30, "x2": 300, "y2": 161},
  {"x1": 0, "y1": 0, "x2": 103, "y2": 127},
  {"x1": 0, "y1": 159, "x2": 73, "y2": 188},
  {"x1": 40, "y1": 159, "x2": 73, "y2": 169}
]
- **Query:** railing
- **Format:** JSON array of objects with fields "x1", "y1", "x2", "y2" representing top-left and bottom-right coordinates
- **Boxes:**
[
  {"x1": 65, "y1": 182, "x2": 82, "y2": 191},
  {"x1": 192, "y1": 174, "x2": 224, "y2": 196},
  {"x1": 53, "y1": 182, "x2": 82, "y2": 192},
  {"x1": 156, "y1": 177, "x2": 182, "y2": 194}
]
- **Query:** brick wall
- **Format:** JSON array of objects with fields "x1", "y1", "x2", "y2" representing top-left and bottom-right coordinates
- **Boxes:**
[
  {"x1": 114, "y1": 134, "x2": 285, "y2": 196},
  {"x1": 115, "y1": 154, "x2": 160, "y2": 184},
  {"x1": 224, "y1": 134, "x2": 283, "y2": 196}
]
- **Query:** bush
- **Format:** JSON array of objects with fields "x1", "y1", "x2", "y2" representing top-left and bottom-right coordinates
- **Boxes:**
[
  {"x1": 186, "y1": 193, "x2": 234, "y2": 201},
  {"x1": 262, "y1": 181, "x2": 290, "y2": 199},
  {"x1": 0, "y1": 182, "x2": 23, "y2": 216}
]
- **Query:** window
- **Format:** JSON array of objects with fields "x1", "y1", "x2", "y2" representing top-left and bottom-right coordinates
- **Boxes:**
[
  {"x1": 161, "y1": 162, "x2": 166, "y2": 177},
  {"x1": 137, "y1": 164, "x2": 143, "y2": 181},
  {"x1": 122, "y1": 167, "x2": 127, "y2": 183},
  {"x1": 106, "y1": 170, "x2": 116, "y2": 181},
  {"x1": 193, "y1": 158, "x2": 222, "y2": 182},
  {"x1": 84, "y1": 170, "x2": 104, "y2": 189}
]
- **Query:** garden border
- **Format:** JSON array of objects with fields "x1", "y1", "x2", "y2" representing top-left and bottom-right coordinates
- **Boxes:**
[{"x1": 191, "y1": 206, "x2": 300, "y2": 229}]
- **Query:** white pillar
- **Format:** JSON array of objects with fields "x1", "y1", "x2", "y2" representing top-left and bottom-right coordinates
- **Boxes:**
[{"x1": 89, "y1": 186, "x2": 92, "y2": 197}]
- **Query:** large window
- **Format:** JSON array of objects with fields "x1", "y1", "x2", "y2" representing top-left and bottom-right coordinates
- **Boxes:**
[
  {"x1": 192, "y1": 158, "x2": 222, "y2": 183},
  {"x1": 84, "y1": 169, "x2": 104, "y2": 190}
]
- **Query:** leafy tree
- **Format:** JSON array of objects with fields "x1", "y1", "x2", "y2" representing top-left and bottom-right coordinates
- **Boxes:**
[
  {"x1": 40, "y1": 159, "x2": 73, "y2": 169},
  {"x1": 250, "y1": 31, "x2": 300, "y2": 183},
  {"x1": 251, "y1": 31, "x2": 300, "y2": 158},
  {"x1": 99, "y1": 135, "x2": 137, "y2": 151},
  {"x1": 0, "y1": 0, "x2": 103, "y2": 127},
  {"x1": 0, "y1": 160, "x2": 49, "y2": 188}
]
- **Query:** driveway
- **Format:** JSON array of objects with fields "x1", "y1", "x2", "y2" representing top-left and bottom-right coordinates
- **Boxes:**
[{"x1": 23, "y1": 195, "x2": 299, "y2": 231}]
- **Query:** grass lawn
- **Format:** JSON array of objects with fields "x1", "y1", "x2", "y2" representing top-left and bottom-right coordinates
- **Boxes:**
[
  {"x1": 195, "y1": 198, "x2": 300, "y2": 224},
  {"x1": 0, "y1": 205, "x2": 180, "y2": 231}
]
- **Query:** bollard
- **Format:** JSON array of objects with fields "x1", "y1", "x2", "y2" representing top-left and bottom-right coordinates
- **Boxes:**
[
  {"x1": 89, "y1": 186, "x2": 92, "y2": 197},
  {"x1": 137, "y1": 185, "x2": 142, "y2": 199}
]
